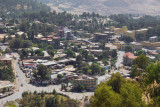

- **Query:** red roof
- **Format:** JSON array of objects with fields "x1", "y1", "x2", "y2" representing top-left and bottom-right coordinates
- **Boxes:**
[
  {"x1": 34, "y1": 37, "x2": 42, "y2": 39},
  {"x1": 34, "y1": 21, "x2": 41, "y2": 23},
  {"x1": 46, "y1": 35, "x2": 53, "y2": 38},
  {"x1": 24, "y1": 64, "x2": 34, "y2": 66},
  {"x1": 41, "y1": 38, "x2": 47, "y2": 40},
  {"x1": 53, "y1": 37, "x2": 60, "y2": 39},
  {"x1": 124, "y1": 52, "x2": 137, "y2": 59},
  {"x1": 149, "y1": 51, "x2": 158, "y2": 55}
]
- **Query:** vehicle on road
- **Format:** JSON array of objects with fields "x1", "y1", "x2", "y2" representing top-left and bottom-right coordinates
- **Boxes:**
[{"x1": 21, "y1": 83, "x2": 23, "y2": 87}]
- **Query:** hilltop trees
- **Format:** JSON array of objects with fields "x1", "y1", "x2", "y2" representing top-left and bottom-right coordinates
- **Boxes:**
[
  {"x1": 144, "y1": 62, "x2": 160, "y2": 85},
  {"x1": 90, "y1": 84, "x2": 122, "y2": 107},
  {"x1": 90, "y1": 73, "x2": 144, "y2": 107},
  {"x1": 131, "y1": 54, "x2": 149, "y2": 78}
]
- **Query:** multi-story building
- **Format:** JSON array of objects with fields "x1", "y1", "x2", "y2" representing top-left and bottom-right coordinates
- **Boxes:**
[
  {"x1": 71, "y1": 75, "x2": 98, "y2": 91},
  {"x1": 94, "y1": 32, "x2": 114, "y2": 42}
]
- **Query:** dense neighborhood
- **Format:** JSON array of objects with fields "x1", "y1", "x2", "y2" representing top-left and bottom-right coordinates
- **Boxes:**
[{"x1": 1, "y1": 0, "x2": 160, "y2": 107}]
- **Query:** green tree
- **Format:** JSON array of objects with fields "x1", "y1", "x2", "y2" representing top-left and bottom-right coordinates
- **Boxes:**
[
  {"x1": 90, "y1": 83, "x2": 122, "y2": 107},
  {"x1": 2, "y1": 36, "x2": 6, "y2": 43},
  {"x1": 52, "y1": 89, "x2": 57, "y2": 95},
  {"x1": 35, "y1": 49, "x2": 44, "y2": 56},
  {"x1": 47, "y1": 45, "x2": 53, "y2": 50},
  {"x1": 111, "y1": 49, "x2": 117, "y2": 59},
  {"x1": 145, "y1": 62, "x2": 160, "y2": 85},
  {"x1": 99, "y1": 40, "x2": 105, "y2": 50},
  {"x1": 135, "y1": 50, "x2": 146, "y2": 56},
  {"x1": 125, "y1": 45, "x2": 132, "y2": 52},
  {"x1": 76, "y1": 55, "x2": 83, "y2": 68},
  {"x1": 82, "y1": 50, "x2": 89, "y2": 60},
  {"x1": 37, "y1": 64, "x2": 50, "y2": 80},
  {"x1": 134, "y1": 54, "x2": 149, "y2": 72},
  {"x1": 91, "y1": 63, "x2": 101, "y2": 75},
  {"x1": 65, "y1": 48, "x2": 76, "y2": 58},
  {"x1": 120, "y1": 82, "x2": 144, "y2": 107},
  {"x1": 90, "y1": 72, "x2": 145, "y2": 107},
  {"x1": 48, "y1": 50, "x2": 55, "y2": 57},
  {"x1": 9, "y1": 38, "x2": 22, "y2": 50},
  {"x1": 76, "y1": 84, "x2": 85, "y2": 92},
  {"x1": 0, "y1": 65, "x2": 15, "y2": 82},
  {"x1": 107, "y1": 72, "x2": 126, "y2": 93},
  {"x1": 123, "y1": 36, "x2": 134, "y2": 43},
  {"x1": 131, "y1": 54, "x2": 149, "y2": 86},
  {"x1": 57, "y1": 74, "x2": 63, "y2": 79}
]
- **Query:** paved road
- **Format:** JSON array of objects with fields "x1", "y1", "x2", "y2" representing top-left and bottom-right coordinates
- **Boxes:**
[
  {"x1": 115, "y1": 51, "x2": 125, "y2": 68},
  {"x1": 0, "y1": 53, "x2": 93, "y2": 106}
]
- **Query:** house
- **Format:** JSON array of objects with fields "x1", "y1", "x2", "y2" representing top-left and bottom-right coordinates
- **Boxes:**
[
  {"x1": 110, "y1": 26, "x2": 128, "y2": 35},
  {"x1": 148, "y1": 51, "x2": 158, "y2": 56},
  {"x1": 0, "y1": 34, "x2": 7, "y2": 41},
  {"x1": 64, "y1": 27, "x2": 74, "y2": 40},
  {"x1": 123, "y1": 52, "x2": 137, "y2": 66},
  {"x1": 130, "y1": 42, "x2": 142, "y2": 51},
  {"x1": 71, "y1": 75, "x2": 98, "y2": 91},
  {"x1": 156, "y1": 47, "x2": 160, "y2": 53},
  {"x1": 23, "y1": 63, "x2": 35, "y2": 68},
  {"x1": 0, "y1": 81, "x2": 14, "y2": 93},
  {"x1": 0, "y1": 54, "x2": 12, "y2": 66},
  {"x1": 149, "y1": 36, "x2": 158, "y2": 42},
  {"x1": 136, "y1": 28, "x2": 148, "y2": 36},
  {"x1": 88, "y1": 49, "x2": 103, "y2": 56},
  {"x1": 94, "y1": 32, "x2": 113, "y2": 42},
  {"x1": 113, "y1": 41, "x2": 127, "y2": 51},
  {"x1": 141, "y1": 41, "x2": 160, "y2": 50},
  {"x1": 0, "y1": 23, "x2": 5, "y2": 28}
]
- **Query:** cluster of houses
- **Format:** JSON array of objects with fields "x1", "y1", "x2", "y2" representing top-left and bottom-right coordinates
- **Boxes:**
[
  {"x1": 0, "y1": 51, "x2": 14, "y2": 98},
  {"x1": 0, "y1": 80, "x2": 14, "y2": 98}
]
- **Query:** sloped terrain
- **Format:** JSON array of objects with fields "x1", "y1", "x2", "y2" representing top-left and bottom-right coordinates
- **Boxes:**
[{"x1": 38, "y1": 0, "x2": 160, "y2": 15}]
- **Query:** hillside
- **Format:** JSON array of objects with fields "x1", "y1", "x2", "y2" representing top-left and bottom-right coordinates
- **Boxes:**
[
  {"x1": 0, "y1": 0, "x2": 50, "y2": 16},
  {"x1": 38, "y1": 0, "x2": 160, "y2": 15}
]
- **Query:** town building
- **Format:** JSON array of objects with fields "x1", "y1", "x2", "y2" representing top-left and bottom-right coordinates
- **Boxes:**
[
  {"x1": 0, "y1": 81, "x2": 14, "y2": 98},
  {"x1": 156, "y1": 47, "x2": 160, "y2": 53},
  {"x1": 94, "y1": 32, "x2": 114, "y2": 42},
  {"x1": 123, "y1": 52, "x2": 137, "y2": 66},
  {"x1": 0, "y1": 23, "x2": 5, "y2": 28},
  {"x1": 0, "y1": 54, "x2": 12, "y2": 66},
  {"x1": 110, "y1": 26, "x2": 128, "y2": 35},
  {"x1": 113, "y1": 41, "x2": 127, "y2": 51},
  {"x1": 149, "y1": 36, "x2": 158, "y2": 42},
  {"x1": 71, "y1": 75, "x2": 98, "y2": 91},
  {"x1": 141, "y1": 41, "x2": 160, "y2": 50},
  {"x1": 124, "y1": 30, "x2": 136, "y2": 40},
  {"x1": 130, "y1": 42, "x2": 142, "y2": 51},
  {"x1": 136, "y1": 28, "x2": 148, "y2": 36}
]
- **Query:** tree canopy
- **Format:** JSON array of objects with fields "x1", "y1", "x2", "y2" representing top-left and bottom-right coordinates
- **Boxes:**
[{"x1": 90, "y1": 72, "x2": 144, "y2": 107}]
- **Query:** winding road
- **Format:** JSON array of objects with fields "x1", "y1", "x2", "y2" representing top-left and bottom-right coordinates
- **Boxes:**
[
  {"x1": 0, "y1": 51, "x2": 125, "y2": 106},
  {"x1": 0, "y1": 53, "x2": 93, "y2": 106},
  {"x1": 116, "y1": 51, "x2": 125, "y2": 68}
]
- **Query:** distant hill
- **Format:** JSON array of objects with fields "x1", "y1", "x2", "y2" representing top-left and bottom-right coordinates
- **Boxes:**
[
  {"x1": 0, "y1": 0, "x2": 50, "y2": 16},
  {"x1": 38, "y1": 0, "x2": 160, "y2": 15}
]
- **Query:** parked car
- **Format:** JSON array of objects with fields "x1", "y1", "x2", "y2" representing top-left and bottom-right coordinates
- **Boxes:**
[{"x1": 21, "y1": 83, "x2": 23, "y2": 87}]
